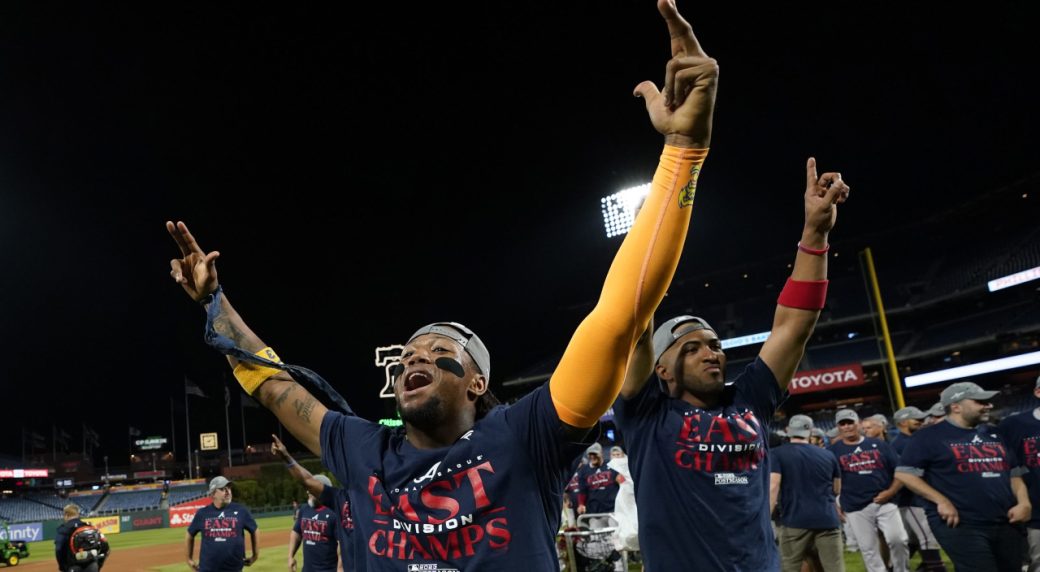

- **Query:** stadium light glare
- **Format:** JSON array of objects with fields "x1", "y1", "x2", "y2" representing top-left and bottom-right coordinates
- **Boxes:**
[
  {"x1": 903, "y1": 350, "x2": 1040, "y2": 388},
  {"x1": 987, "y1": 266, "x2": 1040, "y2": 292},
  {"x1": 601, "y1": 183, "x2": 651, "y2": 237}
]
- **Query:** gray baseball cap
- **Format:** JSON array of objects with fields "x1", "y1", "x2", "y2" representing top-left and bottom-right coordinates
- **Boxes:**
[
  {"x1": 927, "y1": 402, "x2": 945, "y2": 417},
  {"x1": 313, "y1": 474, "x2": 332, "y2": 488},
  {"x1": 835, "y1": 409, "x2": 859, "y2": 423},
  {"x1": 825, "y1": 427, "x2": 839, "y2": 439},
  {"x1": 208, "y1": 476, "x2": 232, "y2": 494},
  {"x1": 868, "y1": 414, "x2": 889, "y2": 426},
  {"x1": 811, "y1": 428, "x2": 825, "y2": 438},
  {"x1": 652, "y1": 315, "x2": 717, "y2": 365},
  {"x1": 586, "y1": 443, "x2": 603, "y2": 457},
  {"x1": 408, "y1": 322, "x2": 490, "y2": 379},
  {"x1": 786, "y1": 414, "x2": 814, "y2": 439},
  {"x1": 940, "y1": 382, "x2": 998, "y2": 407},
  {"x1": 1035, "y1": 375, "x2": 1040, "y2": 389},
  {"x1": 893, "y1": 406, "x2": 928, "y2": 423}
]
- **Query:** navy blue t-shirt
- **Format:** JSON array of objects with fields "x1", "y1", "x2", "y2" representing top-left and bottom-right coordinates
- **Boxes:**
[
  {"x1": 577, "y1": 464, "x2": 620, "y2": 514},
  {"x1": 997, "y1": 410, "x2": 1040, "y2": 528},
  {"x1": 890, "y1": 432, "x2": 917, "y2": 508},
  {"x1": 188, "y1": 502, "x2": 257, "y2": 572},
  {"x1": 897, "y1": 420, "x2": 1020, "y2": 525},
  {"x1": 614, "y1": 357, "x2": 783, "y2": 572},
  {"x1": 320, "y1": 383, "x2": 592, "y2": 571},
  {"x1": 318, "y1": 485, "x2": 355, "y2": 571},
  {"x1": 293, "y1": 504, "x2": 340, "y2": 572},
  {"x1": 771, "y1": 443, "x2": 841, "y2": 529},
  {"x1": 564, "y1": 471, "x2": 581, "y2": 510},
  {"x1": 829, "y1": 437, "x2": 899, "y2": 513}
]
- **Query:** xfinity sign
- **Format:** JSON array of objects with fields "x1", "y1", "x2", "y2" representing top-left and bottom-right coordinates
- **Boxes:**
[{"x1": 788, "y1": 364, "x2": 865, "y2": 395}]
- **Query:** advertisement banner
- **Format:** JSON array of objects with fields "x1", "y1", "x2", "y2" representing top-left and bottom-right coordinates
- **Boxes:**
[
  {"x1": 120, "y1": 510, "x2": 166, "y2": 531},
  {"x1": 83, "y1": 516, "x2": 121, "y2": 535},
  {"x1": 0, "y1": 522, "x2": 42, "y2": 542},
  {"x1": 0, "y1": 468, "x2": 49, "y2": 478},
  {"x1": 169, "y1": 498, "x2": 211, "y2": 528},
  {"x1": 788, "y1": 363, "x2": 866, "y2": 395}
]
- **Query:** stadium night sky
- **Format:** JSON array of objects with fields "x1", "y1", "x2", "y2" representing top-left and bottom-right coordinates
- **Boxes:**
[{"x1": 1, "y1": 3, "x2": 1037, "y2": 461}]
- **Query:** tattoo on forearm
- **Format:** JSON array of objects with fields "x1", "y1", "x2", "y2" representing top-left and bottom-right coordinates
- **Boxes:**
[
  {"x1": 273, "y1": 385, "x2": 293, "y2": 407},
  {"x1": 293, "y1": 395, "x2": 317, "y2": 423},
  {"x1": 213, "y1": 312, "x2": 248, "y2": 347}
]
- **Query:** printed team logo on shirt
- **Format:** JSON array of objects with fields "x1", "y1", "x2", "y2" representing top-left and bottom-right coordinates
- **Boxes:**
[
  {"x1": 363, "y1": 453, "x2": 512, "y2": 560},
  {"x1": 838, "y1": 444, "x2": 885, "y2": 474},
  {"x1": 673, "y1": 409, "x2": 765, "y2": 474},
  {"x1": 203, "y1": 517, "x2": 240, "y2": 540},
  {"x1": 584, "y1": 469, "x2": 616, "y2": 491},
  {"x1": 946, "y1": 436, "x2": 1009, "y2": 475},
  {"x1": 340, "y1": 499, "x2": 355, "y2": 530},
  {"x1": 301, "y1": 510, "x2": 333, "y2": 545},
  {"x1": 1020, "y1": 436, "x2": 1040, "y2": 468}
]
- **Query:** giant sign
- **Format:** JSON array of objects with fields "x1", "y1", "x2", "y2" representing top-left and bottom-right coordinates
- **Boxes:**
[
  {"x1": 169, "y1": 498, "x2": 211, "y2": 528},
  {"x1": 0, "y1": 468, "x2": 49, "y2": 478},
  {"x1": 788, "y1": 364, "x2": 866, "y2": 395},
  {"x1": 83, "y1": 516, "x2": 121, "y2": 535},
  {"x1": 0, "y1": 523, "x2": 42, "y2": 542}
]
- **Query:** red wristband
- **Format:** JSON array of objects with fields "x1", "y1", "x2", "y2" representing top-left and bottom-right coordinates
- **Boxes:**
[
  {"x1": 797, "y1": 242, "x2": 830, "y2": 256},
  {"x1": 778, "y1": 278, "x2": 828, "y2": 310}
]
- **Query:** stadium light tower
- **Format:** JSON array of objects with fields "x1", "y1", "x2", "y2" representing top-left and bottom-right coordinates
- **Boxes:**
[{"x1": 601, "y1": 183, "x2": 651, "y2": 237}]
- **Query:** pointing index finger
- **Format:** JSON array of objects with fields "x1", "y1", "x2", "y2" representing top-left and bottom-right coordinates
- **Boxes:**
[{"x1": 658, "y1": 0, "x2": 706, "y2": 57}]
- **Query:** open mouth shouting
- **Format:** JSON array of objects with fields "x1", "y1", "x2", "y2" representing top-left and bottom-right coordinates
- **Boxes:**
[{"x1": 402, "y1": 369, "x2": 435, "y2": 396}]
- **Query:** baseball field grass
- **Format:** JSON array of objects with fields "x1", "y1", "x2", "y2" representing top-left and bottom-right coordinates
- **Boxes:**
[{"x1": 13, "y1": 515, "x2": 956, "y2": 571}]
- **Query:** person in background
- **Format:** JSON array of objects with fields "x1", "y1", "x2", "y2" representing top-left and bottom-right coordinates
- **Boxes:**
[
  {"x1": 890, "y1": 406, "x2": 945, "y2": 572},
  {"x1": 185, "y1": 476, "x2": 259, "y2": 572},
  {"x1": 897, "y1": 382, "x2": 1030, "y2": 572},
  {"x1": 771, "y1": 415, "x2": 844, "y2": 572}
]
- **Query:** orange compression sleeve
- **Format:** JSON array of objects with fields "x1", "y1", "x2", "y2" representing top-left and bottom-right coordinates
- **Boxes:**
[{"x1": 549, "y1": 145, "x2": 708, "y2": 427}]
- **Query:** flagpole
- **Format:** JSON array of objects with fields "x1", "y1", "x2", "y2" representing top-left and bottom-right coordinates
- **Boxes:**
[
  {"x1": 224, "y1": 385, "x2": 233, "y2": 468},
  {"x1": 171, "y1": 398, "x2": 178, "y2": 462},
  {"x1": 185, "y1": 378, "x2": 192, "y2": 479},
  {"x1": 239, "y1": 395, "x2": 247, "y2": 463}
]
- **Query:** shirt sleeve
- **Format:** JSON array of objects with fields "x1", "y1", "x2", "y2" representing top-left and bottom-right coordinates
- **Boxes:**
[
  {"x1": 896, "y1": 432, "x2": 928, "y2": 477},
  {"x1": 613, "y1": 374, "x2": 667, "y2": 425},
  {"x1": 502, "y1": 384, "x2": 596, "y2": 492},
  {"x1": 320, "y1": 410, "x2": 387, "y2": 485},
  {"x1": 243, "y1": 508, "x2": 257, "y2": 533},
  {"x1": 770, "y1": 447, "x2": 784, "y2": 475},
  {"x1": 732, "y1": 357, "x2": 784, "y2": 425},
  {"x1": 188, "y1": 511, "x2": 203, "y2": 535},
  {"x1": 54, "y1": 526, "x2": 68, "y2": 567},
  {"x1": 880, "y1": 442, "x2": 900, "y2": 477}
]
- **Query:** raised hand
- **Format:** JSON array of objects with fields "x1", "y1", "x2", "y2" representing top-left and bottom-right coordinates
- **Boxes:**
[
  {"x1": 634, "y1": 0, "x2": 719, "y2": 148},
  {"x1": 271, "y1": 434, "x2": 290, "y2": 460},
  {"x1": 803, "y1": 158, "x2": 851, "y2": 235},
  {"x1": 166, "y1": 221, "x2": 220, "y2": 302}
]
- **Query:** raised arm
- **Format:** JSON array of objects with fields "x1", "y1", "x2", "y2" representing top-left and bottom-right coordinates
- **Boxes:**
[
  {"x1": 619, "y1": 320, "x2": 655, "y2": 400},
  {"x1": 167, "y1": 221, "x2": 327, "y2": 455},
  {"x1": 758, "y1": 160, "x2": 850, "y2": 389},
  {"x1": 270, "y1": 434, "x2": 327, "y2": 497},
  {"x1": 548, "y1": 0, "x2": 718, "y2": 428}
]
